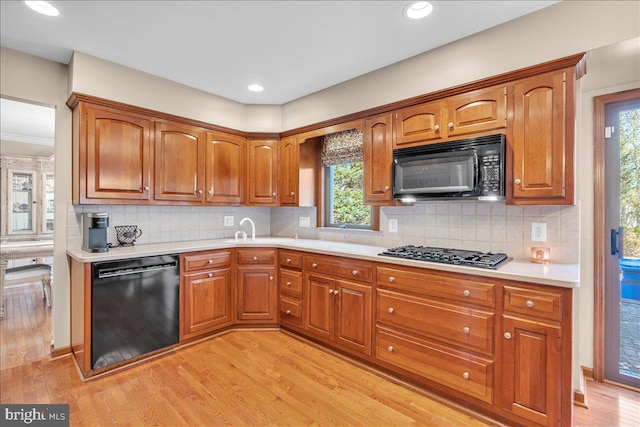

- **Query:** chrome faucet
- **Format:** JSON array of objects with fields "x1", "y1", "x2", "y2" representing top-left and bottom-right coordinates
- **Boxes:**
[{"x1": 239, "y1": 217, "x2": 255, "y2": 241}]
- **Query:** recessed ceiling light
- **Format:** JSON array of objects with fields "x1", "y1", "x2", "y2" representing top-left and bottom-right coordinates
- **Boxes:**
[
  {"x1": 404, "y1": 1, "x2": 433, "y2": 20},
  {"x1": 24, "y1": 1, "x2": 60, "y2": 17},
  {"x1": 247, "y1": 84, "x2": 264, "y2": 92}
]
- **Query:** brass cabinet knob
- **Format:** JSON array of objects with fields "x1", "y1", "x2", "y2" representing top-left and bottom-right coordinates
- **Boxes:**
[
  {"x1": 208, "y1": 259, "x2": 214, "y2": 264},
  {"x1": 286, "y1": 258, "x2": 292, "y2": 263},
  {"x1": 514, "y1": 179, "x2": 522, "y2": 185},
  {"x1": 290, "y1": 191, "x2": 295, "y2": 196},
  {"x1": 462, "y1": 372, "x2": 470, "y2": 380},
  {"x1": 387, "y1": 346, "x2": 394, "y2": 352},
  {"x1": 463, "y1": 289, "x2": 471, "y2": 297},
  {"x1": 269, "y1": 276, "x2": 274, "y2": 281},
  {"x1": 448, "y1": 122, "x2": 454, "y2": 129},
  {"x1": 388, "y1": 307, "x2": 394, "y2": 314},
  {"x1": 434, "y1": 124, "x2": 440, "y2": 132},
  {"x1": 333, "y1": 289, "x2": 339, "y2": 295},
  {"x1": 463, "y1": 326, "x2": 470, "y2": 334},
  {"x1": 312, "y1": 263, "x2": 318, "y2": 268},
  {"x1": 504, "y1": 332, "x2": 512, "y2": 340},
  {"x1": 286, "y1": 281, "x2": 292, "y2": 287},
  {"x1": 352, "y1": 270, "x2": 358, "y2": 276},
  {"x1": 329, "y1": 288, "x2": 334, "y2": 294},
  {"x1": 526, "y1": 300, "x2": 535, "y2": 308},
  {"x1": 389, "y1": 276, "x2": 395, "y2": 282},
  {"x1": 285, "y1": 309, "x2": 291, "y2": 315},
  {"x1": 384, "y1": 186, "x2": 390, "y2": 191},
  {"x1": 144, "y1": 186, "x2": 150, "y2": 191},
  {"x1": 208, "y1": 273, "x2": 213, "y2": 278},
  {"x1": 198, "y1": 189, "x2": 203, "y2": 194},
  {"x1": 253, "y1": 256, "x2": 258, "y2": 261}
]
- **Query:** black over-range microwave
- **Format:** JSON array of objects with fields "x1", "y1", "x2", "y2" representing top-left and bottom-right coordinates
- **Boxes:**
[{"x1": 393, "y1": 133, "x2": 505, "y2": 202}]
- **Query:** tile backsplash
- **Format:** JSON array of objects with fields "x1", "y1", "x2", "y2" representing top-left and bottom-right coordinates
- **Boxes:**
[
  {"x1": 270, "y1": 201, "x2": 581, "y2": 264},
  {"x1": 67, "y1": 203, "x2": 271, "y2": 250},
  {"x1": 67, "y1": 201, "x2": 580, "y2": 264}
]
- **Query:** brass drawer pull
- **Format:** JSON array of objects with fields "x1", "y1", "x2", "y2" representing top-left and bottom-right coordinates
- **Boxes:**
[
  {"x1": 389, "y1": 276, "x2": 395, "y2": 282},
  {"x1": 352, "y1": 270, "x2": 358, "y2": 276},
  {"x1": 462, "y1": 372, "x2": 470, "y2": 380},
  {"x1": 463, "y1": 327, "x2": 470, "y2": 334},
  {"x1": 526, "y1": 300, "x2": 535, "y2": 308},
  {"x1": 387, "y1": 346, "x2": 394, "y2": 352},
  {"x1": 463, "y1": 289, "x2": 471, "y2": 297},
  {"x1": 388, "y1": 307, "x2": 395, "y2": 314},
  {"x1": 285, "y1": 309, "x2": 291, "y2": 315},
  {"x1": 286, "y1": 258, "x2": 292, "y2": 263},
  {"x1": 312, "y1": 263, "x2": 318, "y2": 268},
  {"x1": 286, "y1": 281, "x2": 292, "y2": 286}
]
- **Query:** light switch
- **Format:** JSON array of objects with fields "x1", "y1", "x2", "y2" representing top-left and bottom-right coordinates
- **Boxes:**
[
  {"x1": 299, "y1": 216, "x2": 311, "y2": 228},
  {"x1": 389, "y1": 219, "x2": 398, "y2": 233},
  {"x1": 224, "y1": 216, "x2": 234, "y2": 227}
]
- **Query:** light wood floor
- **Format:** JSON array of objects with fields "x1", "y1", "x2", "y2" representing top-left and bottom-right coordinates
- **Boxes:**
[
  {"x1": 1, "y1": 330, "x2": 497, "y2": 426},
  {"x1": 1, "y1": 283, "x2": 638, "y2": 426},
  {"x1": 0, "y1": 283, "x2": 52, "y2": 370}
]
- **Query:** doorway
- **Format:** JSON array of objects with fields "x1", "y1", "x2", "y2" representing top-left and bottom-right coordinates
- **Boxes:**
[
  {"x1": 0, "y1": 97, "x2": 55, "y2": 369},
  {"x1": 594, "y1": 88, "x2": 640, "y2": 389}
]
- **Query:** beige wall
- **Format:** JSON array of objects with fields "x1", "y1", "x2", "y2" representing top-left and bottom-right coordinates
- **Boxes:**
[
  {"x1": 69, "y1": 51, "x2": 282, "y2": 133},
  {"x1": 282, "y1": 1, "x2": 640, "y2": 130},
  {"x1": 0, "y1": 46, "x2": 71, "y2": 349}
]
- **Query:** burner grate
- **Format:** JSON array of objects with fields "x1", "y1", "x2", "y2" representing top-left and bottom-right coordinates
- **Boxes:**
[{"x1": 379, "y1": 245, "x2": 509, "y2": 269}]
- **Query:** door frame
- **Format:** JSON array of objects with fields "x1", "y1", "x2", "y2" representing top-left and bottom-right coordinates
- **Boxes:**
[{"x1": 593, "y1": 87, "x2": 640, "y2": 382}]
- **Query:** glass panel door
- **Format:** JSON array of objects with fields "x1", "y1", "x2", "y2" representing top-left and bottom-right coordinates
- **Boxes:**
[
  {"x1": 42, "y1": 173, "x2": 54, "y2": 233},
  {"x1": 604, "y1": 98, "x2": 640, "y2": 388},
  {"x1": 9, "y1": 170, "x2": 37, "y2": 235}
]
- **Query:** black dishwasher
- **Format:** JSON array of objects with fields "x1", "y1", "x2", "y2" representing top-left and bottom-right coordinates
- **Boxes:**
[{"x1": 91, "y1": 254, "x2": 180, "y2": 370}]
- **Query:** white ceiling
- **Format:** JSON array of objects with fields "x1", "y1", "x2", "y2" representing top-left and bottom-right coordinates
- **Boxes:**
[{"x1": 0, "y1": 1, "x2": 558, "y2": 105}]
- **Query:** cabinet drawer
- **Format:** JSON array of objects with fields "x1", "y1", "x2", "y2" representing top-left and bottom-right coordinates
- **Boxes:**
[
  {"x1": 377, "y1": 266, "x2": 495, "y2": 308},
  {"x1": 237, "y1": 249, "x2": 276, "y2": 265},
  {"x1": 376, "y1": 327, "x2": 494, "y2": 404},
  {"x1": 305, "y1": 254, "x2": 373, "y2": 283},
  {"x1": 280, "y1": 269, "x2": 303, "y2": 298},
  {"x1": 183, "y1": 250, "x2": 232, "y2": 272},
  {"x1": 279, "y1": 250, "x2": 303, "y2": 269},
  {"x1": 503, "y1": 286, "x2": 563, "y2": 321},
  {"x1": 279, "y1": 295, "x2": 303, "y2": 327},
  {"x1": 377, "y1": 289, "x2": 494, "y2": 356}
]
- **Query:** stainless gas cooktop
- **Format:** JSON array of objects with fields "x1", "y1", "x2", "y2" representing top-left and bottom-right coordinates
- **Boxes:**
[{"x1": 379, "y1": 245, "x2": 510, "y2": 269}]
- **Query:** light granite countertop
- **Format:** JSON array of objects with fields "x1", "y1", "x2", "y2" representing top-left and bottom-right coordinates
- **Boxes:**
[{"x1": 67, "y1": 237, "x2": 580, "y2": 289}]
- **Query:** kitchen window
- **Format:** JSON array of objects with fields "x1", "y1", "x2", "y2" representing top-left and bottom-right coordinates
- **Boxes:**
[{"x1": 322, "y1": 129, "x2": 372, "y2": 230}]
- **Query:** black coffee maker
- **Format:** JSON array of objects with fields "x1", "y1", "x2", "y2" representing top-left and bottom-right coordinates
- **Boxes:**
[{"x1": 82, "y1": 212, "x2": 109, "y2": 253}]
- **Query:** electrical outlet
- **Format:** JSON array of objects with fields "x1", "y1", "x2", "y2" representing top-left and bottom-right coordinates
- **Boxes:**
[
  {"x1": 531, "y1": 223, "x2": 547, "y2": 242},
  {"x1": 389, "y1": 219, "x2": 398, "y2": 233},
  {"x1": 299, "y1": 216, "x2": 311, "y2": 228},
  {"x1": 224, "y1": 216, "x2": 234, "y2": 227}
]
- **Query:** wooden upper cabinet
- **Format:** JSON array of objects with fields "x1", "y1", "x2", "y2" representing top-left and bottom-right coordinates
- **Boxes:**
[
  {"x1": 279, "y1": 136, "x2": 299, "y2": 206},
  {"x1": 205, "y1": 131, "x2": 245, "y2": 204},
  {"x1": 393, "y1": 100, "x2": 445, "y2": 147},
  {"x1": 364, "y1": 114, "x2": 393, "y2": 204},
  {"x1": 446, "y1": 85, "x2": 507, "y2": 137},
  {"x1": 246, "y1": 139, "x2": 278, "y2": 205},
  {"x1": 508, "y1": 69, "x2": 574, "y2": 205},
  {"x1": 80, "y1": 103, "x2": 153, "y2": 202},
  {"x1": 154, "y1": 121, "x2": 206, "y2": 203}
]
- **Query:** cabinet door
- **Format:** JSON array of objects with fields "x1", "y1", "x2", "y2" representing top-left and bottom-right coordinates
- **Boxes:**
[
  {"x1": 237, "y1": 267, "x2": 276, "y2": 321},
  {"x1": 182, "y1": 268, "x2": 232, "y2": 340},
  {"x1": 279, "y1": 136, "x2": 299, "y2": 206},
  {"x1": 335, "y1": 280, "x2": 372, "y2": 355},
  {"x1": 393, "y1": 100, "x2": 445, "y2": 147},
  {"x1": 305, "y1": 274, "x2": 334, "y2": 340},
  {"x1": 247, "y1": 139, "x2": 278, "y2": 205},
  {"x1": 446, "y1": 85, "x2": 507, "y2": 137},
  {"x1": 205, "y1": 131, "x2": 244, "y2": 204},
  {"x1": 84, "y1": 105, "x2": 152, "y2": 201},
  {"x1": 501, "y1": 315, "x2": 561, "y2": 426},
  {"x1": 154, "y1": 121, "x2": 205, "y2": 203},
  {"x1": 509, "y1": 70, "x2": 574, "y2": 204},
  {"x1": 364, "y1": 114, "x2": 393, "y2": 204}
]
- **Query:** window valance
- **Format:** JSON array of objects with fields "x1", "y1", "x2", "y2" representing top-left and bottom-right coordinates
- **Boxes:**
[{"x1": 321, "y1": 129, "x2": 363, "y2": 167}]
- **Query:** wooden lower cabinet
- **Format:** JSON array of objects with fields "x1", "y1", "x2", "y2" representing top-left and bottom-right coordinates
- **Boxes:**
[
  {"x1": 501, "y1": 315, "x2": 561, "y2": 426},
  {"x1": 376, "y1": 326, "x2": 494, "y2": 404},
  {"x1": 180, "y1": 250, "x2": 234, "y2": 341},
  {"x1": 305, "y1": 273, "x2": 372, "y2": 356},
  {"x1": 236, "y1": 248, "x2": 277, "y2": 323}
]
